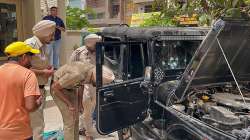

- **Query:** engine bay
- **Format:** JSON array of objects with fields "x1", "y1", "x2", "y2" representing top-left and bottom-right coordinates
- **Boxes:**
[{"x1": 171, "y1": 84, "x2": 250, "y2": 139}]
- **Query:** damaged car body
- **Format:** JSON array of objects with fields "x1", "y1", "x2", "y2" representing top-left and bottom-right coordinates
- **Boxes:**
[
  {"x1": 163, "y1": 19, "x2": 250, "y2": 140},
  {"x1": 152, "y1": 20, "x2": 250, "y2": 139},
  {"x1": 95, "y1": 26, "x2": 208, "y2": 139},
  {"x1": 94, "y1": 18, "x2": 250, "y2": 140}
]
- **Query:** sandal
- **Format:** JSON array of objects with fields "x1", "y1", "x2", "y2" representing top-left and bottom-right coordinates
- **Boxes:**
[{"x1": 79, "y1": 128, "x2": 86, "y2": 136}]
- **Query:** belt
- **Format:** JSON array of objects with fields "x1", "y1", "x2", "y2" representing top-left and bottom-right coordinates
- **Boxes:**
[{"x1": 39, "y1": 85, "x2": 45, "y2": 89}]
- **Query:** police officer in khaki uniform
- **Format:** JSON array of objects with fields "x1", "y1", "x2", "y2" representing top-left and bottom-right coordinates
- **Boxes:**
[
  {"x1": 51, "y1": 61, "x2": 114, "y2": 140},
  {"x1": 70, "y1": 34, "x2": 100, "y2": 63},
  {"x1": 69, "y1": 34, "x2": 101, "y2": 139},
  {"x1": 25, "y1": 20, "x2": 56, "y2": 140}
]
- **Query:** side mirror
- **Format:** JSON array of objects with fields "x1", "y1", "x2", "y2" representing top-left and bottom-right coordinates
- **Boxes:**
[{"x1": 144, "y1": 66, "x2": 152, "y2": 81}]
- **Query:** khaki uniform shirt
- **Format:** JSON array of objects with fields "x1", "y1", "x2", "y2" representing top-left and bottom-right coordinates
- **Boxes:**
[
  {"x1": 54, "y1": 62, "x2": 94, "y2": 89},
  {"x1": 25, "y1": 36, "x2": 50, "y2": 85},
  {"x1": 70, "y1": 46, "x2": 96, "y2": 99}
]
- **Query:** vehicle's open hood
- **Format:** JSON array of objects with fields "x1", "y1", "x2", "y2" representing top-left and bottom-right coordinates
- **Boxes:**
[{"x1": 175, "y1": 19, "x2": 250, "y2": 101}]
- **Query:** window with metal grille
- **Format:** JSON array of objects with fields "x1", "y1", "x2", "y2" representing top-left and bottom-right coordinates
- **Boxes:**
[
  {"x1": 110, "y1": 5, "x2": 119, "y2": 18},
  {"x1": 144, "y1": 5, "x2": 153, "y2": 13}
]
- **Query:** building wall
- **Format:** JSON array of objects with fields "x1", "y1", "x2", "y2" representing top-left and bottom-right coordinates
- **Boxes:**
[
  {"x1": 68, "y1": 0, "x2": 83, "y2": 9},
  {"x1": 0, "y1": 0, "x2": 41, "y2": 40},
  {"x1": 57, "y1": 0, "x2": 69, "y2": 65},
  {"x1": 135, "y1": 1, "x2": 154, "y2": 13},
  {"x1": 124, "y1": 0, "x2": 155, "y2": 25},
  {"x1": 86, "y1": 0, "x2": 156, "y2": 27},
  {"x1": 0, "y1": 0, "x2": 41, "y2": 62},
  {"x1": 124, "y1": 0, "x2": 137, "y2": 25},
  {"x1": 86, "y1": 0, "x2": 105, "y2": 8},
  {"x1": 21, "y1": 0, "x2": 42, "y2": 39},
  {"x1": 86, "y1": 0, "x2": 123, "y2": 27},
  {"x1": 60, "y1": 30, "x2": 81, "y2": 64},
  {"x1": 41, "y1": 0, "x2": 57, "y2": 16}
]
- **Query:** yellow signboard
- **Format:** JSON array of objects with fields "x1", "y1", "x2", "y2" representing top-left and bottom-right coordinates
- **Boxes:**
[
  {"x1": 130, "y1": 12, "x2": 199, "y2": 27},
  {"x1": 130, "y1": 12, "x2": 160, "y2": 27},
  {"x1": 175, "y1": 14, "x2": 199, "y2": 26}
]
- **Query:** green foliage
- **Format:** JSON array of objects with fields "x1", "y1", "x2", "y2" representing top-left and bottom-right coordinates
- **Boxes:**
[
  {"x1": 198, "y1": 14, "x2": 212, "y2": 26},
  {"x1": 66, "y1": 7, "x2": 94, "y2": 30},
  {"x1": 245, "y1": 0, "x2": 250, "y2": 4},
  {"x1": 151, "y1": 0, "x2": 250, "y2": 27},
  {"x1": 140, "y1": 14, "x2": 177, "y2": 27},
  {"x1": 87, "y1": 28, "x2": 101, "y2": 33}
]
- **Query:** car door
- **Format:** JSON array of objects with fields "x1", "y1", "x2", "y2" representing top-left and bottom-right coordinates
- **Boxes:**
[{"x1": 96, "y1": 40, "x2": 151, "y2": 135}]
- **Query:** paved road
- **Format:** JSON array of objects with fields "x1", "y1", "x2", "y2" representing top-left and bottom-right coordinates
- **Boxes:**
[{"x1": 44, "y1": 87, "x2": 118, "y2": 140}]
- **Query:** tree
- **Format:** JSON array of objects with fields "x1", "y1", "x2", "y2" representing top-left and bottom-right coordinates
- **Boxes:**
[
  {"x1": 66, "y1": 6, "x2": 95, "y2": 30},
  {"x1": 140, "y1": 13, "x2": 177, "y2": 27},
  {"x1": 149, "y1": 0, "x2": 250, "y2": 27},
  {"x1": 139, "y1": 0, "x2": 180, "y2": 27}
]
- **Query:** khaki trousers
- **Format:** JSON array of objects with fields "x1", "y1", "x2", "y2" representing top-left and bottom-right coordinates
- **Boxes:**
[
  {"x1": 82, "y1": 85, "x2": 96, "y2": 137},
  {"x1": 30, "y1": 88, "x2": 46, "y2": 140},
  {"x1": 51, "y1": 89, "x2": 79, "y2": 140}
]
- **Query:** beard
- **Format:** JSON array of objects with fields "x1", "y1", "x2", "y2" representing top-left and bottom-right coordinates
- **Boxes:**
[
  {"x1": 24, "y1": 62, "x2": 32, "y2": 69},
  {"x1": 45, "y1": 40, "x2": 52, "y2": 44},
  {"x1": 87, "y1": 47, "x2": 96, "y2": 53}
]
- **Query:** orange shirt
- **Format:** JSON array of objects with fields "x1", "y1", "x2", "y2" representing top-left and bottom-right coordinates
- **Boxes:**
[{"x1": 0, "y1": 63, "x2": 41, "y2": 140}]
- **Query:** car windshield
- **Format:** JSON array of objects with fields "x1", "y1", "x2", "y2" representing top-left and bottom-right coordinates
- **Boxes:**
[{"x1": 154, "y1": 40, "x2": 201, "y2": 71}]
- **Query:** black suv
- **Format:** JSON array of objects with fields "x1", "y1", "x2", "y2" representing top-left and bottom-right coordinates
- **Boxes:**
[
  {"x1": 95, "y1": 18, "x2": 250, "y2": 140},
  {"x1": 94, "y1": 27, "x2": 209, "y2": 139}
]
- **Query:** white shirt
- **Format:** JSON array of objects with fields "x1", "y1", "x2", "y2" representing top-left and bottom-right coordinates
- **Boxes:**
[
  {"x1": 25, "y1": 36, "x2": 46, "y2": 60},
  {"x1": 25, "y1": 36, "x2": 49, "y2": 85}
]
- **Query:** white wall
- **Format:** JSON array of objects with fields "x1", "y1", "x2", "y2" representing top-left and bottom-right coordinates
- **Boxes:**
[
  {"x1": 137, "y1": 4, "x2": 145, "y2": 13},
  {"x1": 60, "y1": 30, "x2": 81, "y2": 65}
]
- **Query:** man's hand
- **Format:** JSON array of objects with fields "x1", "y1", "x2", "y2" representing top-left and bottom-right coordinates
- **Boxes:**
[
  {"x1": 47, "y1": 65, "x2": 53, "y2": 70},
  {"x1": 25, "y1": 96, "x2": 41, "y2": 112},
  {"x1": 36, "y1": 96, "x2": 43, "y2": 106},
  {"x1": 43, "y1": 69, "x2": 54, "y2": 78},
  {"x1": 68, "y1": 104, "x2": 75, "y2": 112},
  {"x1": 52, "y1": 81, "x2": 76, "y2": 120},
  {"x1": 56, "y1": 26, "x2": 65, "y2": 32},
  {"x1": 68, "y1": 104, "x2": 77, "y2": 120}
]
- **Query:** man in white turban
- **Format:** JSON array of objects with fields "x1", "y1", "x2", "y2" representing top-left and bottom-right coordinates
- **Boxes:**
[
  {"x1": 69, "y1": 34, "x2": 103, "y2": 139},
  {"x1": 25, "y1": 20, "x2": 56, "y2": 140}
]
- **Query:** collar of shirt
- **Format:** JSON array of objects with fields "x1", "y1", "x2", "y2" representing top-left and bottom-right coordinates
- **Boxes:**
[
  {"x1": 30, "y1": 36, "x2": 46, "y2": 60},
  {"x1": 81, "y1": 46, "x2": 95, "y2": 59},
  {"x1": 49, "y1": 15, "x2": 58, "y2": 19},
  {"x1": 33, "y1": 36, "x2": 43, "y2": 49},
  {"x1": 85, "y1": 49, "x2": 95, "y2": 57}
]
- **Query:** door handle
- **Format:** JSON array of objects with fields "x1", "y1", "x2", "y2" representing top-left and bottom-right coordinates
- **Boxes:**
[{"x1": 103, "y1": 90, "x2": 114, "y2": 97}]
